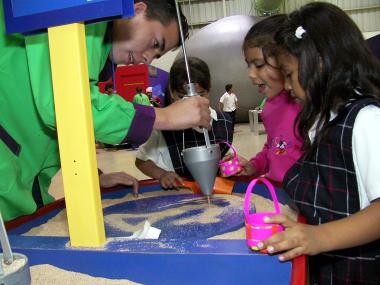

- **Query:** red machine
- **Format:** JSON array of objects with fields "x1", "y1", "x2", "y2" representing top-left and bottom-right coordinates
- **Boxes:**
[{"x1": 98, "y1": 64, "x2": 169, "y2": 106}]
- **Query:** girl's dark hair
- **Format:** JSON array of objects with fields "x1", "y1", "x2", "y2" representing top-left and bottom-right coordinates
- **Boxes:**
[
  {"x1": 137, "y1": 0, "x2": 189, "y2": 46},
  {"x1": 243, "y1": 14, "x2": 287, "y2": 66},
  {"x1": 275, "y1": 2, "x2": 380, "y2": 154},
  {"x1": 167, "y1": 57, "x2": 211, "y2": 104}
]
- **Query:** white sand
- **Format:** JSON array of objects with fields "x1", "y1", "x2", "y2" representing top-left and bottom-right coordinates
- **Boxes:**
[{"x1": 30, "y1": 264, "x2": 142, "y2": 285}]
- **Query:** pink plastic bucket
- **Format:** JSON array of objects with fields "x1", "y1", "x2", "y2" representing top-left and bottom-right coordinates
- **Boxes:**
[
  {"x1": 244, "y1": 178, "x2": 283, "y2": 251},
  {"x1": 219, "y1": 141, "x2": 241, "y2": 177}
]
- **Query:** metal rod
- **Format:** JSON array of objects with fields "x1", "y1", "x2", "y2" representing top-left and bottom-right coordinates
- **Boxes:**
[
  {"x1": 174, "y1": 0, "x2": 192, "y2": 84},
  {"x1": 203, "y1": 128, "x2": 211, "y2": 148},
  {"x1": 0, "y1": 213, "x2": 14, "y2": 265},
  {"x1": 174, "y1": 0, "x2": 211, "y2": 148}
]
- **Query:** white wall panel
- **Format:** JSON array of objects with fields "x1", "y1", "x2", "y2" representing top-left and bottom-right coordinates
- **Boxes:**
[
  {"x1": 155, "y1": 1, "x2": 379, "y2": 73},
  {"x1": 179, "y1": 0, "x2": 380, "y2": 35},
  {"x1": 283, "y1": 0, "x2": 380, "y2": 32}
]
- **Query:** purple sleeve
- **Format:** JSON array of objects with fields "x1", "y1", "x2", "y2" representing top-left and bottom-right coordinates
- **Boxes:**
[
  {"x1": 250, "y1": 140, "x2": 270, "y2": 175},
  {"x1": 121, "y1": 104, "x2": 156, "y2": 146}
]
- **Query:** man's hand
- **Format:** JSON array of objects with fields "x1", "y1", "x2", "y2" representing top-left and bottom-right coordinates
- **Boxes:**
[
  {"x1": 99, "y1": 172, "x2": 139, "y2": 197},
  {"x1": 154, "y1": 96, "x2": 211, "y2": 130}
]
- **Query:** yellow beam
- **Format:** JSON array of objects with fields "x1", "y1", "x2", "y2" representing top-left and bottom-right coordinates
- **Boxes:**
[{"x1": 48, "y1": 23, "x2": 106, "y2": 247}]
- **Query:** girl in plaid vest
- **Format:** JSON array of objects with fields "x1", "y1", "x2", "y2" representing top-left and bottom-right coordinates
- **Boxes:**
[{"x1": 257, "y1": 3, "x2": 380, "y2": 284}]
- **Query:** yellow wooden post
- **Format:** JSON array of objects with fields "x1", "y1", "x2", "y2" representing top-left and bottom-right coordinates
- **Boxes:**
[{"x1": 47, "y1": 23, "x2": 106, "y2": 247}]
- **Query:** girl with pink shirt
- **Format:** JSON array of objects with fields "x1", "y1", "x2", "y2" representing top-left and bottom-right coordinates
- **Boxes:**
[{"x1": 231, "y1": 15, "x2": 303, "y2": 182}]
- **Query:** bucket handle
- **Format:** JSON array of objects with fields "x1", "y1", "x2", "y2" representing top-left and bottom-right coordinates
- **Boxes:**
[
  {"x1": 219, "y1": 140, "x2": 237, "y2": 160},
  {"x1": 244, "y1": 178, "x2": 281, "y2": 217}
]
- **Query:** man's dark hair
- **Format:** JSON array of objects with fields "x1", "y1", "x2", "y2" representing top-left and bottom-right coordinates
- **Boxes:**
[
  {"x1": 136, "y1": 0, "x2": 189, "y2": 47},
  {"x1": 225, "y1": 84, "x2": 233, "y2": 92}
]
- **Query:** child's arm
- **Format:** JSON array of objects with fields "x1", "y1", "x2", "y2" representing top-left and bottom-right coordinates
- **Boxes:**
[
  {"x1": 258, "y1": 199, "x2": 380, "y2": 261},
  {"x1": 99, "y1": 172, "x2": 138, "y2": 197},
  {"x1": 222, "y1": 139, "x2": 270, "y2": 176},
  {"x1": 237, "y1": 156, "x2": 256, "y2": 176},
  {"x1": 250, "y1": 140, "x2": 270, "y2": 176},
  {"x1": 135, "y1": 158, "x2": 183, "y2": 189}
]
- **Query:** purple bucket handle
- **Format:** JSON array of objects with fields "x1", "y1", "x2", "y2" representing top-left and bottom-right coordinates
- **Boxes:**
[{"x1": 244, "y1": 178, "x2": 281, "y2": 218}]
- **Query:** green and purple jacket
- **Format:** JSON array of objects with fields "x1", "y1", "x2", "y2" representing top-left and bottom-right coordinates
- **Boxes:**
[{"x1": 0, "y1": 5, "x2": 155, "y2": 221}]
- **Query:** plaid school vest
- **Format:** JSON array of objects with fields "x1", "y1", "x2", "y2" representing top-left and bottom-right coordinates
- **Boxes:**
[
  {"x1": 162, "y1": 111, "x2": 233, "y2": 177},
  {"x1": 283, "y1": 97, "x2": 380, "y2": 285}
]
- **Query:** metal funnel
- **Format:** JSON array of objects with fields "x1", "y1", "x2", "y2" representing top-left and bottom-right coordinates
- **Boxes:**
[
  {"x1": 182, "y1": 144, "x2": 221, "y2": 197},
  {"x1": 174, "y1": 0, "x2": 221, "y2": 199}
]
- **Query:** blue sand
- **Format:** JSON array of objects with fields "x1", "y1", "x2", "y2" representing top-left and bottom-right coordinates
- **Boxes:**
[
  {"x1": 103, "y1": 194, "x2": 245, "y2": 238},
  {"x1": 7, "y1": 182, "x2": 295, "y2": 285}
]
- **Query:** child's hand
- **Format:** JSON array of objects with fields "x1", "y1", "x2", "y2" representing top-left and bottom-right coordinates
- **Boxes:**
[
  {"x1": 238, "y1": 156, "x2": 256, "y2": 176},
  {"x1": 258, "y1": 215, "x2": 323, "y2": 261},
  {"x1": 99, "y1": 172, "x2": 139, "y2": 197},
  {"x1": 220, "y1": 155, "x2": 256, "y2": 176},
  {"x1": 220, "y1": 153, "x2": 234, "y2": 162},
  {"x1": 159, "y1": 171, "x2": 184, "y2": 189}
]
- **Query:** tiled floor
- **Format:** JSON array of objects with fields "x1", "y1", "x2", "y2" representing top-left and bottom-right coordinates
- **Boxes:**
[{"x1": 49, "y1": 123, "x2": 267, "y2": 199}]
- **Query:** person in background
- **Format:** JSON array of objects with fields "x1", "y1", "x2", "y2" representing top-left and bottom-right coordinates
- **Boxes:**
[
  {"x1": 219, "y1": 84, "x2": 238, "y2": 131},
  {"x1": 133, "y1": 87, "x2": 151, "y2": 106},
  {"x1": 146, "y1": 86, "x2": 160, "y2": 107},
  {"x1": 146, "y1": 86, "x2": 153, "y2": 100},
  {"x1": 224, "y1": 15, "x2": 303, "y2": 183},
  {"x1": 0, "y1": 0, "x2": 212, "y2": 222},
  {"x1": 151, "y1": 96, "x2": 161, "y2": 107},
  {"x1": 135, "y1": 57, "x2": 233, "y2": 189},
  {"x1": 105, "y1": 83, "x2": 114, "y2": 95},
  {"x1": 259, "y1": 3, "x2": 380, "y2": 284}
]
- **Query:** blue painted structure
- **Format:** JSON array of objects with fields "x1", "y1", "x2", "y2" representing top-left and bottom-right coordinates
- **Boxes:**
[
  {"x1": 3, "y1": 0, "x2": 134, "y2": 34},
  {"x1": 7, "y1": 182, "x2": 297, "y2": 285}
]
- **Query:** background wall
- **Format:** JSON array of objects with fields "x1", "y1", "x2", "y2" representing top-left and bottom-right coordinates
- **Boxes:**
[
  {"x1": 152, "y1": 0, "x2": 380, "y2": 121},
  {"x1": 175, "y1": 15, "x2": 263, "y2": 120}
]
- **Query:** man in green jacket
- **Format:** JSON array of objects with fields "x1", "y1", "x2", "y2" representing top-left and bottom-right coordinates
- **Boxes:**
[
  {"x1": 0, "y1": 0, "x2": 211, "y2": 221},
  {"x1": 133, "y1": 88, "x2": 151, "y2": 106}
]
